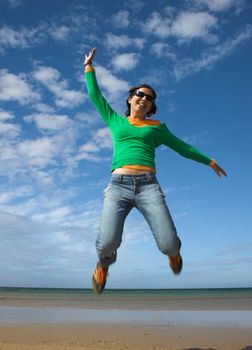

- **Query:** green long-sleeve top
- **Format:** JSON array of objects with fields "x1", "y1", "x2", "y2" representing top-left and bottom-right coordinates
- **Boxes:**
[{"x1": 85, "y1": 69, "x2": 212, "y2": 172}]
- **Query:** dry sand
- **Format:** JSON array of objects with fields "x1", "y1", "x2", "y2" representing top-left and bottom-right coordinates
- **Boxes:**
[{"x1": 0, "y1": 323, "x2": 252, "y2": 350}]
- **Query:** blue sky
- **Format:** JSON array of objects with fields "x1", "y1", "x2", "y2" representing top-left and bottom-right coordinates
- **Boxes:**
[{"x1": 0, "y1": 0, "x2": 252, "y2": 289}]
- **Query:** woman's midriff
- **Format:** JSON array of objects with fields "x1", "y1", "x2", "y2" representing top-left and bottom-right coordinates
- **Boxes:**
[{"x1": 112, "y1": 165, "x2": 156, "y2": 175}]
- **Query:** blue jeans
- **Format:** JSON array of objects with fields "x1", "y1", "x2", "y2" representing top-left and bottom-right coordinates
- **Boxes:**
[{"x1": 96, "y1": 173, "x2": 181, "y2": 267}]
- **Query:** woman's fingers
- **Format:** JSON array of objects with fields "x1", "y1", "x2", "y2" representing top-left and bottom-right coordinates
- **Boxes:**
[
  {"x1": 84, "y1": 47, "x2": 96, "y2": 66},
  {"x1": 213, "y1": 163, "x2": 227, "y2": 177}
]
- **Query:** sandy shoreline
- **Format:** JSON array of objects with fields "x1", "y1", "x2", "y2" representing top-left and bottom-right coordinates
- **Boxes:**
[
  {"x1": 1, "y1": 290, "x2": 251, "y2": 349},
  {"x1": 1, "y1": 307, "x2": 252, "y2": 328},
  {"x1": 0, "y1": 324, "x2": 252, "y2": 350}
]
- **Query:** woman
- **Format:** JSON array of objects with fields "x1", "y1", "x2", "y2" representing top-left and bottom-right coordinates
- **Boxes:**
[{"x1": 84, "y1": 48, "x2": 227, "y2": 294}]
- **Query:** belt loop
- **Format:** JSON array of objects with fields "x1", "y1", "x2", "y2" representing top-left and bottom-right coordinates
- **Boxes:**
[{"x1": 120, "y1": 174, "x2": 123, "y2": 183}]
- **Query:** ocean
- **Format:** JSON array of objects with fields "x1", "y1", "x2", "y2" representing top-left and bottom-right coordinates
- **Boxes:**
[
  {"x1": 0, "y1": 286, "x2": 251, "y2": 309},
  {"x1": 0, "y1": 286, "x2": 251, "y2": 298},
  {"x1": 0, "y1": 287, "x2": 251, "y2": 326}
]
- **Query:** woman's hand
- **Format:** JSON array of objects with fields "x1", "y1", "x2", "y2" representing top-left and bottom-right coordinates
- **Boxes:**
[
  {"x1": 211, "y1": 162, "x2": 227, "y2": 178},
  {"x1": 84, "y1": 47, "x2": 96, "y2": 66}
]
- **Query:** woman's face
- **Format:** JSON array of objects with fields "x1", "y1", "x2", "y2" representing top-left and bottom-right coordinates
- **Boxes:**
[{"x1": 128, "y1": 87, "x2": 154, "y2": 117}]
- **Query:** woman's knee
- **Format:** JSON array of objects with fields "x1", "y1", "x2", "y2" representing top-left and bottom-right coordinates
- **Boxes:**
[
  {"x1": 96, "y1": 236, "x2": 121, "y2": 257},
  {"x1": 157, "y1": 235, "x2": 181, "y2": 256}
]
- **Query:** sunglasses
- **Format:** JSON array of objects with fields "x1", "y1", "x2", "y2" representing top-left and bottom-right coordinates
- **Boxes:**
[{"x1": 133, "y1": 90, "x2": 154, "y2": 103}]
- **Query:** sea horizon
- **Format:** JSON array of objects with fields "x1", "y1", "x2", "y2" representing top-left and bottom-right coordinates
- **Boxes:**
[{"x1": 1, "y1": 286, "x2": 251, "y2": 291}]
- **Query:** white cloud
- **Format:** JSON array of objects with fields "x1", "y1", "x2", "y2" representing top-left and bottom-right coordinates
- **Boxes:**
[
  {"x1": 0, "y1": 25, "x2": 44, "y2": 52},
  {"x1": 79, "y1": 142, "x2": 99, "y2": 153},
  {"x1": 33, "y1": 103, "x2": 55, "y2": 113},
  {"x1": 193, "y1": 0, "x2": 243, "y2": 12},
  {"x1": 0, "y1": 69, "x2": 40, "y2": 104},
  {"x1": 105, "y1": 33, "x2": 145, "y2": 50},
  {"x1": 33, "y1": 65, "x2": 60, "y2": 83},
  {"x1": 173, "y1": 24, "x2": 252, "y2": 80},
  {"x1": 95, "y1": 65, "x2": 129, "y2": 98},
  {"x1": 0, "y1": 186, "x2": 33, "y2": 204},
  {"x1": 0, "y1": 115, "x2": 80, "y2": 182},
  {"x1": 17, "y1": 137, "x2": 59, "y2": 167},
  {"x1": 48, "y1": 25, "x2": 71, "y2": 41},
  {"x1": 93, "y1": 127, "x2": 112, "y2": 149},
  {"x1": 0, "y1": 108, "x2": 14, "y2": 121},
  {"x1": 171, "y1": 11, "x2": 217, "y2": 40},
  {"x1": 112, "y1": 53, "x2": 140, "y2": 71},
  {"x1": 151, "y1": 43, "x2": 176, "y2": 60},
  {"x1": 143, "y1": 10, "x2": 217, "y2": 42},
  {"x1": 75, "y1": 111, "x2": 100, "y2": 126},
  {"x1": 112, "y1": 10, "x2": 130, "y2": 28},
  {"x1": 4, "y1": 0, "x2": 23, "y2": 7},
  {"x1": 143, "y1": 12, "x2": 171, "y2": 38},
  {"x1": 1, "y1": 131, "x2": 77, "y2": 177},
  {"x1": 76, "y1": 127, "x2": 112, "y2": 161},
  {"x1": 33, "y1": 65, "x2": 83, "y2": 108},
  {"x1": 24, "y1": 113, "x2": 72, "y2": 132},
  {"x1": 74, "y1": 151, "x2": 105, "y2": 162},
  {"x1": 32, "y1": 206, "x2": 72, "y2": 225},
  {"x1": 27, "y1": 169, "x2": 55, "y2": 187},
  {"x1": 0, "y1": 22, "x2": 76, "y2": 53},
  {"x1": 0, "y1": 118, "x2": 21, "y2": 138},
  {"x1": 0, "y1": 211, "x2": 97, "y2": 287}
]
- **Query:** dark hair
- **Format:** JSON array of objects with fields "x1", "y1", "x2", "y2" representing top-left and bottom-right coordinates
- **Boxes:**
[{"x1": 125, "y1": 84, "x2": 157, "y2": 118}]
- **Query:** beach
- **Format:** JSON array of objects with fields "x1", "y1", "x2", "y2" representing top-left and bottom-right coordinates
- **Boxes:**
[
  {"x1": 0, "y1": 288, "x2": 251, "y2": 349},
  {"x1": 1, "y1": 324, "x2": 252, "y2": 350}
]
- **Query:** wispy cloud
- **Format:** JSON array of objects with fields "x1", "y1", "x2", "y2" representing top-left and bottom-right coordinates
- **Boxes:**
[
  {"x1": 0, "y1": 108, "x2": 21, "y2": 138},
  {"x1": 24, "y1": 113, "x2": 72, "y2": 132},
  {"x1": 151, "y1": 42, "x2": 177, "y2": 60},
  {"x1": 17, "y1": 137, "x2": 62, "y2": 167},
  {"x1": 0, "y1": 24, "x2": 45, "y2": 52},
  {"x1": 0, "y1": 185, "x2": 32, "y2": 204},
  {"x1": 192, "y1": 0, "x2": 245, "y2": 12},
  {"x1": 76, "y1": 127, "x2": 112, "y2": 162},
  {"x1": 47, "y1": 25, "x2": 71, "y2": 41},
  {"x1": 1, "y1": 129, "x2": 77, "y2": 182},
  {"x1": 33, "y1": 65, "x2": 83, "y2": 108},
  {"x1": 0, "y1": 21, "x2": 78, "y2": 54},
  {"x1": 0, "y1": 211, "x2": 97, "y2": 286},
  {"x1": 112, "y1": 53, "x2": 141, "y2": 71},
  {"x1": 95, "y1": 65, "x2": 129, "y2": 99},
  {"x1": 105, "y1": 33, "x2": 145, "y2": 50},
  {"x1": 112, "y1": 10, "x2": 130, "y2": 28},
  {"x1": 143, "y1": 12, "x2": 172, "y2": 38},
  {"x1": 33, "y1": 103, "x2": 56, "y2": 114},
  {"x1": 171, "y1": 11, "x2": 218, "y2": 41},
  {"x1": 2, "y1": 0, "x2": 23, "y2": 8},
  {"x1": 31, "y1": 206, "x2": 73, "y2": 225},
  {"x1": 143, "y1": 10, "x2": 218, "y2": 42},
  {"x1": 173, "y1": 24, "x2": 252, "y2": 80},
  {"x1": 0, "y1": 108, "x2": 14, "y2": 121},
  {"x1": 0, "y1": 69, "x2": 40, "y2": 104}
]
